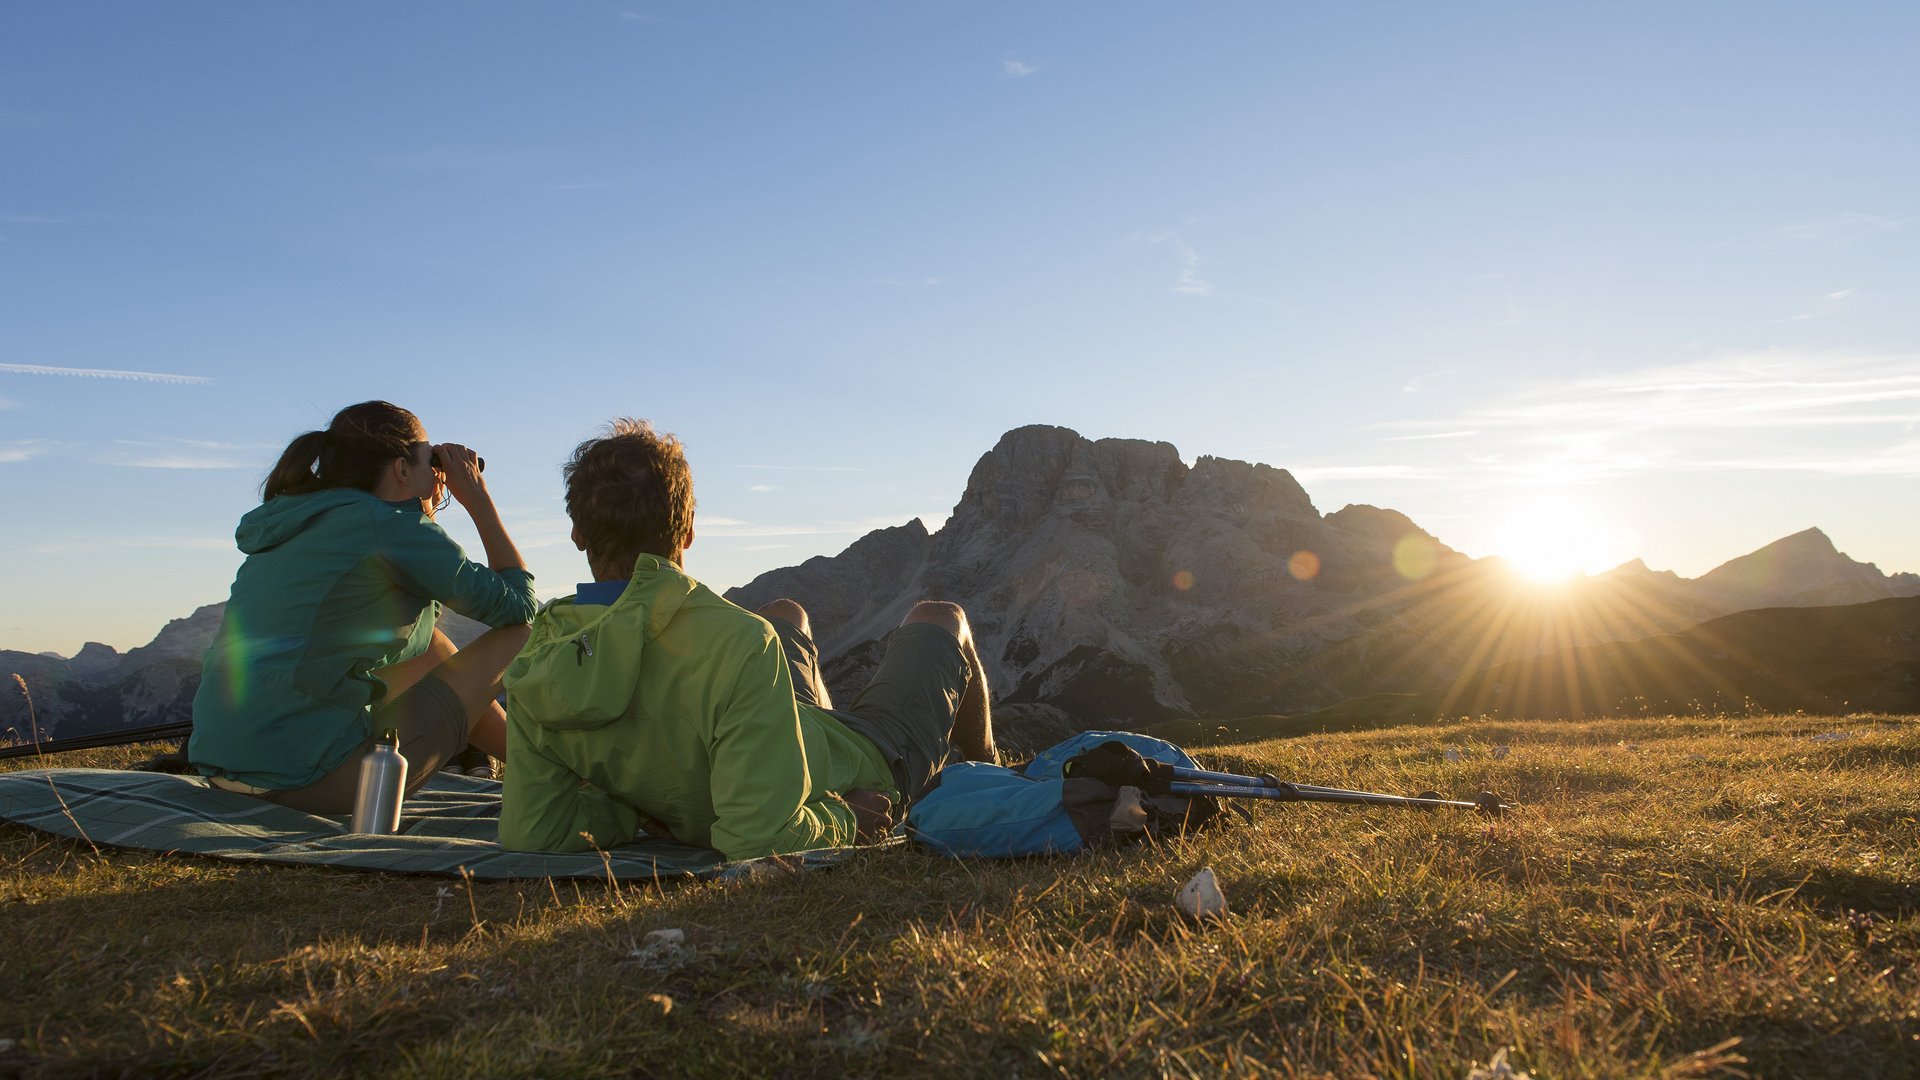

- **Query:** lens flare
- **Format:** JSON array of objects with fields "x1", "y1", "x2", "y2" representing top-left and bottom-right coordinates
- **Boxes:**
[
  {"x1": 1288, "y1": 550, "x2": 1321, "y2": 580},
  {"x1": 1392, "y1": 535, "x2": 1437, "y2": 580},
  {"x1": 221, "y1": 612, "x2": 250, "y2": 708},
  {"x1": 1171, "y1": 569, "x2": 1195, "y2": 592}
]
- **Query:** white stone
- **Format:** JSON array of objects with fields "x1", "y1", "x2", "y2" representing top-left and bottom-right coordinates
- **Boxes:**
[{"x1": 1175, "y1": 866, "x2": 1229, "y2": 920}]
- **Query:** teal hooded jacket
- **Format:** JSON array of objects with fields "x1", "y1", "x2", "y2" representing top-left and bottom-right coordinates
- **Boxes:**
[
  {"x1": 189, "y1": 488, "x2": 538, "y2": 789},
  {"x1": 498, "y1": 554, "x2": 894, "y2": 860}
]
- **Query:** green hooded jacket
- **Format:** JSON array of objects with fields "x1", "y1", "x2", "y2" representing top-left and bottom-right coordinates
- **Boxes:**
[
  {"x1": 189, "y1": 488, "x2": 538, "y2": 789},
  {"x1": 498, "y1": 554, "x2": 895, "y2": 860}
]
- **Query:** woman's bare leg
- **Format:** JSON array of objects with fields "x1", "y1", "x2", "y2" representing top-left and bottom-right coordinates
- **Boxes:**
[
  {"x1": 422, "y1": 624, "x2": 528, "y2": 761},
  {"x1": 375, "y1": 627, "x2": 458, "y2": 699}
]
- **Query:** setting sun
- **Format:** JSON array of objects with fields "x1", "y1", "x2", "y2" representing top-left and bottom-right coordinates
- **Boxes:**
[{"x1": 1495, "y1": 495, "x2": 1621, "y2": 584}]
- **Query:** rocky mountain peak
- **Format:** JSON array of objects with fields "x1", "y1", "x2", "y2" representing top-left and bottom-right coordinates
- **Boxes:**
[
  {"x1": 1325, "y1": 504, "x2": 1440, "y2": 544},
  {"x1": 126, "y1": 603, "x2": 228, "y2": 665},
  {"x1": 1599, "y1": 558, "x2": 1683, "y2": 584},
  {"x1": 1185, "y1": 456, "x2": 1318, "y2": 522},
  {"x1": 1695, "y1": 526, "x2": 1894, "y2": 606},
  {"x1": 954, "y1": 425, "x2": 1186, "y2": 534}
]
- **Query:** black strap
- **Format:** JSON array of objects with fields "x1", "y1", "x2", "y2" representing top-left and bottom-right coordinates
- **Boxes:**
[{"x1": 1061, "y1": 741, "x2": 1176, "y2": 795}]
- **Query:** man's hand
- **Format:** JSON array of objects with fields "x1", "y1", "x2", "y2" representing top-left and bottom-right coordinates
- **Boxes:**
[{"x1": 843, "y1": 789, "x2": 894, "y2": 843}]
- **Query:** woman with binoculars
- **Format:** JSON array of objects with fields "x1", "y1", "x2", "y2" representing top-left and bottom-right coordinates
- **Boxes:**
[{"x1": 188, "y1": 400, "x2": 538, "y2": 812}]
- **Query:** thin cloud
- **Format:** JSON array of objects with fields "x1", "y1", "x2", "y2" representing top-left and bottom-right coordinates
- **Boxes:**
[
  {"x1": 713, "y1": 463, "x2": 873, "y2": 473},
  {"x1": 0, "y1": 363, "x2": 212, "y2": 386},
  {"x1": 102, "y1": 454, "x2": 250, "y2": 470},
  {"x1": 111, "y1": 437, "x2": 265, "y2": 453},
  {"x1": 1450, "y1": 354, "x2": 1920, "y2": 481},
  {"x1": 616, "y1": 10, "x2": 704, "y2": 27},
  {"x1": 1401, "y1": 366, "x2": 1464, "y2": 394},
  {"x1": 1688, "y1": 441, "x2": 1920, "y2": 478},
  {"x1": 1773, "y1": 287, "x2": 1858, "y2": 324},
  {"x1": 90, "y1": 438, "x2": 253, "y2": 469},
  {"x1": 1002, "y1": 58, "x2": 1038, "y2": 77},
  {"x1": 1383, "y1": 430, "x2": 1477, "y2": 442},
  {"x1": 379, "y1": 145, "x2": 560, "y2": 174},
  {"x1": 33, "y1": 535, "x2": 234, "y2": 555},
  {"x1": 0, "y1": 441, "x2": 44, "y2": 464},
  {"x1": 1148, "y1": 231, "x2": 1212, "y2": 297},
  {"x1": 700, "y1": 523, "x2": 880, "y2": 539},
  {"x1": 699, "y1": 513, "x2": 927, "y2": 539},
  {"x1": 747, "y1": 484, "x2": 777, "y2": 493},
  {"x1": 1290, "y1": 465, "x2": 1443, "y2": 483},
  {"x1": 1765, "y1": 212, "x2": 1919, "y2": 247}
]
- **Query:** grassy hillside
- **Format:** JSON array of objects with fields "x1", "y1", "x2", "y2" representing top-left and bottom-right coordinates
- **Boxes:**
[
  {"x1": 3, "y1": 714, "x2": 1916, "y2": 1077},
  {"x1": 1151, "y1": 596, "x2": 1920, "y2": 748}
]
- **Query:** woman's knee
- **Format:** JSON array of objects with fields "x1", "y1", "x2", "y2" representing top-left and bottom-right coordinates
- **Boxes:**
[{"x1": 435, "y1": 623, "x2": 528, "y2": 702}]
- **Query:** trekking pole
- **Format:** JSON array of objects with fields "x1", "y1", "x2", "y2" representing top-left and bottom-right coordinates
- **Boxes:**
[
  {"x1": 1063, "y1": 741, "x2": 1510, "y2": 816},
  {"x1": 1166, "y1": 779, "x2": 1507, "y2": 815},
  {"x1": 0, "y1": 720, "x2": 192, "y2": 761}
]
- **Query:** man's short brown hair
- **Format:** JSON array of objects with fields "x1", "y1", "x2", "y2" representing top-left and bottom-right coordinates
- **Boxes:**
[{"x1": 564, "y1": 418, "x2": 695, "y2": 575}]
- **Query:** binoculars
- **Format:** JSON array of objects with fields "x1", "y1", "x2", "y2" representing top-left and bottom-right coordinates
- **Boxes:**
[{"x1": 429, "y1": 451, "x2": 485, "y2": 473}]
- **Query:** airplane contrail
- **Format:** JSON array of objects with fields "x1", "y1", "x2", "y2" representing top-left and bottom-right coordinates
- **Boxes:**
[{"x1": 0, "y1": 362, "x2": 212, "y2": 385}]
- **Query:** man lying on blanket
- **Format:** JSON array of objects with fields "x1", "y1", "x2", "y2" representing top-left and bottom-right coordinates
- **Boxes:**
[{"x1": 498, "y1": 419, "x2": 999, "y2": 859}]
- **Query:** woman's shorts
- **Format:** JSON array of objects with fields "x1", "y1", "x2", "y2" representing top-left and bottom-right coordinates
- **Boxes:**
[{"x1": 255, "y1": 674, "x2": 470, "y2": 815}]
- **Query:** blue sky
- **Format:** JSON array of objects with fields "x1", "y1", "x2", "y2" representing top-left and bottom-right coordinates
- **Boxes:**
[{"x1": 3, "y1": 2, "x2": 1917, "y2": 654}]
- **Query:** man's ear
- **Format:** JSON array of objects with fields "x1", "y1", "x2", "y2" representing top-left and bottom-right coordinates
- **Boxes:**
[
  {"x1": 681, "y1": 524, "x2": 695, "y2": 552},
  {"x1": 570, "y1": 523, "x2": 587, "y2": 552}
]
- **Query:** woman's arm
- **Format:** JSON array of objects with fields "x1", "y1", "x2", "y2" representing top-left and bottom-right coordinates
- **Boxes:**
[{"x1": 434, "y1": 443, "x2": 524, "y2": 573}]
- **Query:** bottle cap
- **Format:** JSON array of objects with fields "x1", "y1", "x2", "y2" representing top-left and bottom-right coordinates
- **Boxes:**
[{"x1": 380, "y1": 728, "x2": 399, "y2": 745}]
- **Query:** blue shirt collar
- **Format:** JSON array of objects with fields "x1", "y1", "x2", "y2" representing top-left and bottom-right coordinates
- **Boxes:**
[{"x1": 575, "y1": 580, "x2": 628, "y2": 607}]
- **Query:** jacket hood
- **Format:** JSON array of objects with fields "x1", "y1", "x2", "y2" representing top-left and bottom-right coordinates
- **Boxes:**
[
  {"x1": 237, "y1": 488, "x2": 397, "y2": 554},
  {"x1": 504, "y1": 554, "x2": 697, "y2": 732}
]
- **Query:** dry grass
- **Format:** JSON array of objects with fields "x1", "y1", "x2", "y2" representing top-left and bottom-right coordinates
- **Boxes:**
[{"x1": 3, "y1": 713, "x2": 1916, "y2": 1078}]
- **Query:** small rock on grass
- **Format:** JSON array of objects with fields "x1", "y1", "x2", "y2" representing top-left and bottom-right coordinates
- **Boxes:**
[
  {"x1": 1465, "y1": 1047, "x2": 1533, "y2": 1080},
  {"x1": 628, "y1": 928, "x2": 692, "y2": 970},
  {"x1": 1175, "y1": 866, "x2": 1229, "y2": 921}
]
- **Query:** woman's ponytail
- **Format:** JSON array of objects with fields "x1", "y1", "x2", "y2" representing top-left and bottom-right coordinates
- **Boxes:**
[
  {"x1": 261, "y1": 430, "x2": 331, "y2": 501},
  {"x1": 258, "y1": 401, "x2": 426, "y2": 503}
]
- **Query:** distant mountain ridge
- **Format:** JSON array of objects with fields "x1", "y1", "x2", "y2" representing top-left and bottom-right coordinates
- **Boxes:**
[
  {"x1": 5, "y1": 424, "x2": 1915, "y2": 744},
  {"x1": 726, "y1": 425, "x2": 1920, "y2": 724}
]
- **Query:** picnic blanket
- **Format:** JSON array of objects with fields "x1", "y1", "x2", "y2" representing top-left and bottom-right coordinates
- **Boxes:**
[{"x1": 0, "y1": 768, "x2": 874, "y2": 881}]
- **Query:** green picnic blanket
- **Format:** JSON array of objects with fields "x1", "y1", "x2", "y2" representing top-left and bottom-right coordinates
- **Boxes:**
[{"x1": 0, "y1": 768, "x2": 874, "y2": 880}]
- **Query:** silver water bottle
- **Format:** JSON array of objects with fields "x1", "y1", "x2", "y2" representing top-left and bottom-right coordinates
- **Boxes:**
[{"x1": 350, "y1": 729, "x2": 407, "y2": 834}]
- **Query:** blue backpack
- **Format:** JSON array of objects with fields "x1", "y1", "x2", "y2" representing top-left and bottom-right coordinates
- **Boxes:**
[{"x1": 904, "y1": 730, "x2": 1229, "y2": 857}]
